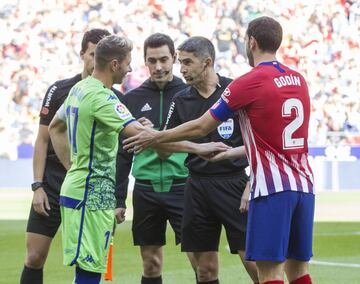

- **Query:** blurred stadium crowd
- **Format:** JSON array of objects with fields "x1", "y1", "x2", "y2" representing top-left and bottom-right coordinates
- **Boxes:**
[{"x1": 0, "y1": 0, "x2": 359, "y2": 159}]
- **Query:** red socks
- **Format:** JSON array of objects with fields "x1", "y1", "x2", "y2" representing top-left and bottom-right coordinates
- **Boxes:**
[
  {"x1": 262, "y1": 274, "x2": 312, "y2": 284},
  {"x1": 290, "y1": 274, "x2": 312, "y2": 284}
]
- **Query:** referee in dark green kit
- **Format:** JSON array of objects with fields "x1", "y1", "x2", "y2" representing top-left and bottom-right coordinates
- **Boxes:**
[{"x1": 116, "y1": 33, "x2": 195, "y2": 284}]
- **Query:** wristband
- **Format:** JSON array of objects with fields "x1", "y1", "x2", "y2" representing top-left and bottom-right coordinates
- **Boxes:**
[{"x1": 31, "y1": 181, "x2": 43, "y2": 192}]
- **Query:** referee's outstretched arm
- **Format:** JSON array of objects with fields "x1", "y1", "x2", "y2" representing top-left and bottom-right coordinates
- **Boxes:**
[{"x1": 123, "y1": 111, "x2": 221, "y2": 150}]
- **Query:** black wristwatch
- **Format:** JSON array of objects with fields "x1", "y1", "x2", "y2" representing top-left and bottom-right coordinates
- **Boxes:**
[{"x1": 31, "y1": 181, "x2": 43, "y2": 192}]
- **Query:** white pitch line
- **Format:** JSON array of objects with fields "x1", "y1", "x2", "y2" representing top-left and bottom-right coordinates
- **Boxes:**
[
  {"x1": 314, "y1": 231, "x2": 360, "y2": 236},
  {"x1": 224, "y1": 246, "x2": 360, "y2": 269},
  {"x1": 310, "y1": 260, "x2": 360, "y2": 268}
]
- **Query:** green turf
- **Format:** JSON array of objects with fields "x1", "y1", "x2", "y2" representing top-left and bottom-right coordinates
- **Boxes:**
[
  {"x1": 2, "y1": 190, "x2": 360, "y2": 221},
  {"x1": 2, "y1": 221, "x2": 360, "y2": 283}
]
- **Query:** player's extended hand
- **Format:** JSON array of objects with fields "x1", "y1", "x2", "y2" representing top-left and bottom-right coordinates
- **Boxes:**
[
  {"x1": 203, "y1": 150, "x2": 228, "y2": 162},
  {"x1": 137, "y1": 117, "x2": 154, "y2": 128},
  {"x1": 32, "y1": 187, "x2": 51, "y2": 217},
  {"x1": 123, "y1": 127, "x2": 159, "y2": 154},
  {"x1": 203, "y1": 146, "x2": 247, "y2": 162},
  {"x1": 239, "y1": 182, "x2": 250, "y2": 213},
  {"x1": 200, "y1": 147, "x2": 231, "y2": 162},
  {"x1": 195, "y1": 142, "x2": 231, "y2": 158},
  {"x1": 115, "y1": 207, "x2": 126, "y2": 224}
]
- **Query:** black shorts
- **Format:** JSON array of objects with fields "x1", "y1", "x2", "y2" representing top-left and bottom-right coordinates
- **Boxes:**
[
  {"x1": 26, "y1": 183, "x2": 61, "y2": 238},
  {"x1": 132, "y1": 179, "x2": 186, "y2": 246},
  {"x1": 181, "y1": 173, "x2": 248, "y2": 254}
]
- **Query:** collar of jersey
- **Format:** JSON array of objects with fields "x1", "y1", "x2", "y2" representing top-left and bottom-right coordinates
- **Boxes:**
[
  {"x1": 89, "y1": 76, "x2": 107, "y2": 88},
  {"x1": 258, "y1": 60, "x2": 280, "y2": 66},
  {"x1": 257, "y1": 61, "x2": 285, "y2": 73}
]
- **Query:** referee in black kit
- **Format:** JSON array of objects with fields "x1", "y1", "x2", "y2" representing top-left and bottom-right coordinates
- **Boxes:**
[
  {"x1": 163, "y1": 37, "x2": 259, "y2": 284},
  {"x1": 20, "y1": 29, "x2": 115, "y2": 284}
]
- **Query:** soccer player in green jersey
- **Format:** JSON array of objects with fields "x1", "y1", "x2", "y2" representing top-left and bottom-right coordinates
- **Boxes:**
[
  {"x1": 48, "y1": 35, "x2": 146, "y2": 284},
  {"x1": 20, "y1": 28, "x2": 111, "y2": 284}
]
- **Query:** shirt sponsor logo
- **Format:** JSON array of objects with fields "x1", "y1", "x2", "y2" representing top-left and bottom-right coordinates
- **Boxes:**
[
  {"x1": 115, "y1": 103, "x2": 132, "y2": 120},
  {"x1": 44, "y1": 85, "x2": 57, "y2": 107},
  {"x1": 217, "y1": 118, "x2": 234, "y2": 139},
  {"x1": 223, "y1": 87, "x2": 231, "y2": 96},
  {"x1": 165, "y1": 101, "x2": 175, "y2": 128},
  {"x1": 221, "y1": 88, "x2": 230, "y2": 103},
  {"x1": 141, "y1": 103, "x2": 152, "y2": 112},
  {"x1": 41, "y1": 107, "x2": 49, "y2": 115}
]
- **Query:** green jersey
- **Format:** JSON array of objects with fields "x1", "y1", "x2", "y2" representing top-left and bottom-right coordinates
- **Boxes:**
[{"x1": 59, "y1": 76, "x2": 134, "y2": 210}]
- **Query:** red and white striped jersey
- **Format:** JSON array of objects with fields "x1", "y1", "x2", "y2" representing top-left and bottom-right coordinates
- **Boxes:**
[{"x1": 210, "y1": 61, "x2": 314, "y2": 199}]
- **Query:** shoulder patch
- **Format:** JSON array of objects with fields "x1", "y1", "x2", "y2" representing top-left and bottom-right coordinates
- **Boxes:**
[{"x1": 114, "y1": 103, "x2": 132, "y2": 120}]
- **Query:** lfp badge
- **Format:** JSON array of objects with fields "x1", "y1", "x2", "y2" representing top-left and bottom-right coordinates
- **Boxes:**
[
  {"x1": 115, "y1": 103, "x2": 132, "y2": 120},
  {"x1": 217, "y1": 118, "x2": 234, "y2": 139}
]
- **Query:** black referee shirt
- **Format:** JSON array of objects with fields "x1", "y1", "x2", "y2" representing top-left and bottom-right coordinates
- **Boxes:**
[
  {"x1": 165, "y1": 75, "x2": 248, "y2": 177},
  {"x1": 39, "y1": 74, "x2": 82, "y2": 192}
]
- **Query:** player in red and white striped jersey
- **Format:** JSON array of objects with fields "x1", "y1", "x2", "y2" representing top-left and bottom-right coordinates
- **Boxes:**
[{"x1": 210, "y1": 60, "x2": 314, "y2": 200}]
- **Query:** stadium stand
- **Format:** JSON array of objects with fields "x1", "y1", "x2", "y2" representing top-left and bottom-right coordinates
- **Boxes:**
[{"x1": 0, "y1": 0, "x2": 359, "y2": 159}]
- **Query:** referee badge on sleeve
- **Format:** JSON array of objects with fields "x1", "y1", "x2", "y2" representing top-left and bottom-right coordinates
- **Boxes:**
[
  {"x1": 114, "y1": 103, "x2": 132, "y2": 120},
  {"x1": 217, "y1": 118, "x2": 234, "y2": 139}
]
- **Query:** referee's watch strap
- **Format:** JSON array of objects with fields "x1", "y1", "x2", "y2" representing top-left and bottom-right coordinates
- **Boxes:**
[{"x1": 31, "y1": 181, "x2": 43, "y2": 191}]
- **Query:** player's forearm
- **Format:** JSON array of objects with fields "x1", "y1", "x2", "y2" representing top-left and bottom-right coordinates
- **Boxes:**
[
  {"x1": 122, "y1": 120, "x2": 146, "y2": 137},
  {"x1": 33, "y1": 137, "x2": 48, "y2": 182},
  {"x1": 156, "y1": 112, "x2": 220, "y2": 144},
  {"x1": 49, "y1": 117, "x2": 71, "y2": 170},
  {"x1": 153, "y1": 141, "x2": 193, "y2": 161},
  {"x1": 227, "y1": 146, "x2": 247, "y2": 159},
  {"x1": 122, "y1": 113, "x2": 220, "y2": 153},
  {"x1": 51, "y1": 131, "x2": 71, "y2": 170},
  {"x1": 154, "y1": 141, "x2": 199, "y2": 154},
  {"x1": 156, "y1": 118, "x2": 209, "y2": 144}
]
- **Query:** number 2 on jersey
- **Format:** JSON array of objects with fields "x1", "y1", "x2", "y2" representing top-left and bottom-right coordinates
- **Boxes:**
[
  {"x1": 282, "y1": 98, "x2": 304, "y2": 150},
  {"x1": 66, "y1": 106, "x2": 79, "y2": 154}
]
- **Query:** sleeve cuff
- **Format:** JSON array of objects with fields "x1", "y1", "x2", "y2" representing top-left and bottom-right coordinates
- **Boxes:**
[{"x1": 116, "y1": 199, "x2": 126, "y2": 209}]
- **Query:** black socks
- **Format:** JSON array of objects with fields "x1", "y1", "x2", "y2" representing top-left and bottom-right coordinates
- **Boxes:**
[
  {"x1": 20, "y1": 265, "x2": 43, "y2": 284},
  {"x1": 141, "y1": 275, "x2": 163, "y2": 284}
]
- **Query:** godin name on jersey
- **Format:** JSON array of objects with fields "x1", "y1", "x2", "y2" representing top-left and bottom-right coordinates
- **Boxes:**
[{"x1": 274, "y1": 75, "x2": 301, "y2": 88}]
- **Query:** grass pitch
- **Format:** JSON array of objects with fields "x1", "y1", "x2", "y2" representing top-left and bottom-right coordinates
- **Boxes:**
[{"x1": 1, "y1": 221, "x2": 360, "y2": 283}]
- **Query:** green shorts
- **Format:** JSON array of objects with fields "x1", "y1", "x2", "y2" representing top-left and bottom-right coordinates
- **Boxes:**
[{"x1": 61, "y1": 206, "x2": 114, "y2": 273}]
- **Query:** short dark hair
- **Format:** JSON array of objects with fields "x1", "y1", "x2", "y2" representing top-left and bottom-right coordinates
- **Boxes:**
[
  {"x1": 177, "y1": 36, "x2": 215, "y2": 65},
  {"x1": 143, "y1": 33, "x2": 175, "y2": 58},
  {"x1": 81, "y1": 28, "x2": 111, "y2": 53},
  {"x1": 246, "y1": 16, "x2": 282, "y2": 53},
  {"x1": 95, "y1": 35, "x2": 133, "y2": 70}
]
